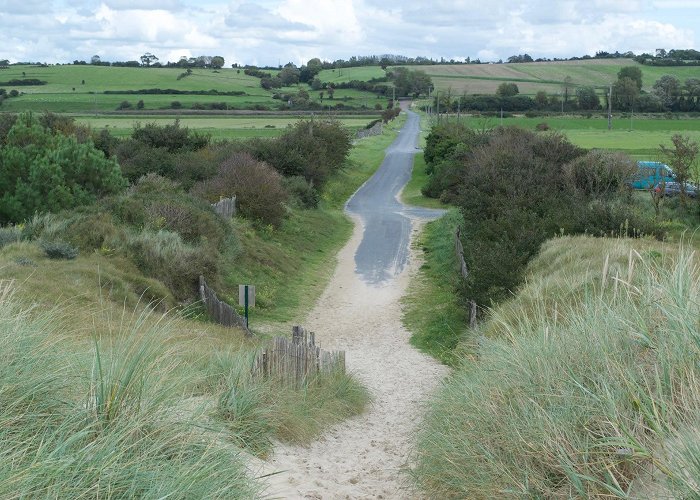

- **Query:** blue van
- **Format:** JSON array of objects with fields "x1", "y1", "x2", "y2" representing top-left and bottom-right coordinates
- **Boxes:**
[{"x1": 629, "y1": 161, "x2": 676, "y2": 190}]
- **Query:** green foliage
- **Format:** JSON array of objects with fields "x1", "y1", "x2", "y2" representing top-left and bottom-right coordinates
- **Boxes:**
[
  {"x1": 496, "y1": 82, "x2": 519, "y2": 97},
  {"x1": 242, "y1": 119, "x2": 352, "y2": 189},
  {"x1": 40, "y1": 239, "x2": 79, "y2": 260},
  {"x1": 0, "y1": 226, "x2": 21, "y2": 249},
  {"x1": 0, "y1": 113, "x2": 126, "y2": 224},
  {"x1": 192, "y1": 152, "x2": 289, "y2": 226},
  {"x1": 388, "y1": 67, "x2": 432, "y2": 97},
  {"x1": 413, "y1": 239, "x2": 700, "y2": 499},
  {"x1": 283, "y1": 175, "x2": 320, "y2": 208},
  {"x1": 425, "y1": 124, "x2": 657, "y2": 311}
]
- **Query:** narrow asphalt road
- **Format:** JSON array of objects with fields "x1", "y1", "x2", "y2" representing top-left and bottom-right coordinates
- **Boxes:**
[{"x1": 346, "y1": 106, "x2": 445, "y2": 284}]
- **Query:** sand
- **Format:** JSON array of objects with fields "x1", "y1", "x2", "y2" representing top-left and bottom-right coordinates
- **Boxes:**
[{"x1": 252, "y1": 215, "x2": 448, "y2": 499}]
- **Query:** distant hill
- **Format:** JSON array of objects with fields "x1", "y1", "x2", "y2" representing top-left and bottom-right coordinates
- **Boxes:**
[{"x1": 400, "y1": 59, "x2": 700, "y2": 96}]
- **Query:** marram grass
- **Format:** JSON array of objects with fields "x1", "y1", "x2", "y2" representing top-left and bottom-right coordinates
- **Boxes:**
[{"x1": 413, "y1": 236, "x2": 700, "y2": 498}]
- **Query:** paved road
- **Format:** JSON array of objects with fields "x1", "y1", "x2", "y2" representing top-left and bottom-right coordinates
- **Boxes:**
[{"x1": 346, "y1": 108, "x2": 445, "y2": 284}]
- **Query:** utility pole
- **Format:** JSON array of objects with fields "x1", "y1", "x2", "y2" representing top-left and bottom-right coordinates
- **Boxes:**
[
  {"x1": 436, "y1": 90, "x2": 439, "y2": 122},
  {"x1": 607, "y1": 83, "x2": 613, "y2": 130}
]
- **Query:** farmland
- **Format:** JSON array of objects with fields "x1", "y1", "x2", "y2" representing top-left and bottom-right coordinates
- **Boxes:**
[
  {"x1": 435, "y1": 113, "x2": 700, "y2": 159},
  {"x1": 0, "y1": 64, "x2": 387, "y2": 114},
  {"x1": 74, "y1": 114, "x2": 379, "y2": 139},
  {"x1": 406, "y1": 59, "x2": 700, "y2": 95}
]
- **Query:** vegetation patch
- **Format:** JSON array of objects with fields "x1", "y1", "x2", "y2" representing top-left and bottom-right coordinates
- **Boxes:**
[{"x1": 413, "y1": 236, "x2": 700, "y2": 498}]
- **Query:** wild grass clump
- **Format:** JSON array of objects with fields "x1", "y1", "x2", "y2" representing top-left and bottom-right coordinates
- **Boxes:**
[
  {"x1": 126, "y1": 229, "x2": 219, "y2": 301},
  {"x1": 204, "y1": 348, "x2": 370, "y2": 457},
  {"x1": 0, "y1": 283, "x2": 259, "y2": 498},
  {"x1": 40, "y1": 239, "x2": 79, "y2": 259},
  {"x1": 0, "y1": 226, "x2": 21, "y2": 248},
  {"x1": 413, "y1": 237, "x2": 700, "y2": 498}
]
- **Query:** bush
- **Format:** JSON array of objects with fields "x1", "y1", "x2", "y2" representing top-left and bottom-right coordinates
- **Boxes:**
[
  {"x1": 282, "y1": 175, "x2": 320, "y2": 208},
  {"x1": 40, "y1": 239, "x2": 79, "y2": 259},
  {"x1": 0, "y1": 113, "x2": 126, "y2": 224},
  {"x1": 192, "y1": 153, "x2": 289, "y2": 226},
  {"x1": 0, "y1": 226, "x2": 21, "y2": 249},
  {"x1": 564, "y1": 149, "x2": 637, "y2": 198}
]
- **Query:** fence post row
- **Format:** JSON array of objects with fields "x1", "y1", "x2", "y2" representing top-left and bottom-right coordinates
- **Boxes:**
[
  {"x1": 252, "y1": 325, "x2": 345, "y2": 387},
  {"x1": 199, "y1": 275, "x2": 251, "y2": 336},
  {"x1": 455, "y1": 228, "x2": 478, "y2": 328}
]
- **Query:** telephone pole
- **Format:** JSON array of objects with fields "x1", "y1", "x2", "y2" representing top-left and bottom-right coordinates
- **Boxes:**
[{"x1": 607, "y1": 83, "x2": 613, "y2": 130}]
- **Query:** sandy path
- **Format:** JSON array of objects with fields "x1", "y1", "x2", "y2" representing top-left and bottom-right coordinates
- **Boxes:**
[{"x1": 257, "y1": 214, "x2": 448, "y2": 499}]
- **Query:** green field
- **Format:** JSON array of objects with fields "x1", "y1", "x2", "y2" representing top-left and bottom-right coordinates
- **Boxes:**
[
  {"x1": 75, "y1": 114, "x2": 379, "y2": 139},
  {"x1": 410, "y1": 59, "x2": 700, "y2": 96},
  {"x1": 316, "y1": 66, "x2": 386, "y2": 84},
  {"x1": 430, "y1": 113, "x2": 700, "y2": 159},
  {"x1": 0, "y1": 64, "x2": 385, "y2": 113}
]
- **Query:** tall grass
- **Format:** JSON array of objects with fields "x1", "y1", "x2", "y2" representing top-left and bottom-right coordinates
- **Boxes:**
[
  {"x1": 204, "y1": 348, "x2": 370, "y2": 457},
  {"x1": 0, "y1": 281, "x2": 259, "y2": 498},
  {"x1": 413, "y1": 236, "x2": 700, "y2": 498}
]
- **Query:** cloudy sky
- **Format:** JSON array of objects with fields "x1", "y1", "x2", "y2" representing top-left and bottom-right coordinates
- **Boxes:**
[{"x1": 1, "y1": 0, "x2": 698, "y2": 66}]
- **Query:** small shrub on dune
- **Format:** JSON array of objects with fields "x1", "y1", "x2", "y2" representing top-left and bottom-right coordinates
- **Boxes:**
[{"x1": 192, "y1": 152, "x2": 289, "y2": 227}]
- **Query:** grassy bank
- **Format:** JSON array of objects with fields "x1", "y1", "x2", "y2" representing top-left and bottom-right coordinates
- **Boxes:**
[
  {"x1": 401, "y1": 210, "x2": 466, "y2": 365},
  {"x1": 0, "y1": 280, "x2": 369, "y2": 496},
  {"x1": 413, "y1": 235, "x2": 700, "y2": 498},
  {"x1": 223, "y1": 113, "x2": 405, "y2": 329}
]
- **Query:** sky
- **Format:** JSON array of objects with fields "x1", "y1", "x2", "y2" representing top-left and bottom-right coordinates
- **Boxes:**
[{"x1": 1, "y1": 0, "x2": 699, "y2": 67}]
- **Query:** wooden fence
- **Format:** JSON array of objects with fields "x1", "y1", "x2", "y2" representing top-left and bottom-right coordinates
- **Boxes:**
[
  {"x1": 212, "y1": 196, "x2": 236, "y2": 218},
  {"x1": 455, "y1": 228, "x2": 478, "y2": 328},
  {"x1": 199, "y1": 276, "x2": 251, "y2": 335},
  {"x1": 252, "y1": 325, "x2": 345, "y2": 387},
  {"x1": 355, "y1": 122, "x2": 382, "y2": 140}
]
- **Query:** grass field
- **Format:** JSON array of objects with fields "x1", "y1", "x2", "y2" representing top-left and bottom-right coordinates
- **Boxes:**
[
  {"x1": 75, "y1": 114, "x2": 379, "y2": 139},
  {"x1": 430, "y1": 113, "x2": 700, "y2": 160},
  {"x1": 316, "y1": 66, "x2": 386, "y2": 84},
  {"x1": 409, "y1": 59, "x2": 700, "y2": 96},
  {"x1": 0, "y1": 64, "x2": 385, "y2": 113}
]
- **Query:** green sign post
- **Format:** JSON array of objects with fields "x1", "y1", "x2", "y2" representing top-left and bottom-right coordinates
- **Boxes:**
[{"x1": 238, "y1": 285, "x2": 255, "y2": 329}]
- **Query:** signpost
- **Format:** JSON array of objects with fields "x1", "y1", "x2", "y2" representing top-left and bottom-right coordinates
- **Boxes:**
[{"x1": 238, "y1": 285, "x2": 255, "y2": 328}]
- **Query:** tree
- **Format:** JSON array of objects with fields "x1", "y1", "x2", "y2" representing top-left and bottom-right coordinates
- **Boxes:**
[
  {"x1": 652, "y1": 75, "x2": 681, "y2": 110},
  {"x1": 534, "y1": 91, "x2": 548, "y2": 109},
  {"x1": 496, "y1": 82, "x2": 519, "y2": 97},
  {"x1": 612, "y1": 77, "x2": 639, "y2": 111},
  {"x1": 576, "y1": 86, "x2": 600, "y2": 110},
  {"x1": 0, "y1": 114, "x2": 126, "y2": 224},
  {"x1": 210, "y1": 56, "x2": 225, "y2": 69},
  {"x1": 685, "y1": 78, "x2": 700, "y2": 111},
  {"x1": 90, "y1": 55, "x2": 101, "y2": 65},
  {"x1": 660, "y1": 134, "x2": 699, "y2": 204},
  {"x1": 140, "y1": 52, "x2": 158, "y2": 67},
  {"x1": 617, "y1": 66, "x2": 643, "y2": 91},
  {"x1": 278, "y1": 65, "x2": 300, "y2": 86}
]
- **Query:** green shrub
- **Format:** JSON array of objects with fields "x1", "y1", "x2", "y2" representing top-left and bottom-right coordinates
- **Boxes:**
[
  {"x1": 0, "y1": 226, "x2": 21, "y2": 249},
  {"x1": 40, "y1": 239, "x2": 79, "y2": 259},
  {"x1": 0, "y1": 113, "x2": 126, "y2": 224},
  {"x1": 282, "y1": 175, "x2": 320, "y2": 208},
  {"x1": 192, "y1": 153, "x2": 289, "y2": 227}
]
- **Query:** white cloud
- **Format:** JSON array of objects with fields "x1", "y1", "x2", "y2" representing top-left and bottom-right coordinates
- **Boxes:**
[{"x1": 0, "y1": 0, "x2": 697, "y2": 65}]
